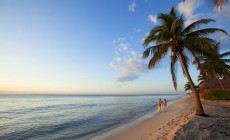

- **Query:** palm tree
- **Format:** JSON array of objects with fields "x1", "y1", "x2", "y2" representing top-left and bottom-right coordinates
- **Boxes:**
[
  {"x1": 143, "y1": 7, "x2": 228, "y2": 116},
  {"x1": 183, "y1": 0, "x2": 228, "y2": 10},
  {"x1": 200, "y1": 43, "x2": 230, "y2": 89},
  {"x1": 197, "y1": 75, "x2": 204, "y2": 86},
  {"x1": 213, "y1": 0, "x2": 228, "y2": 9},
  {"x1": 184, "y1": 82, "x2": 192, "y2": 91},
  {"x1": 184, "y1": 81, "x2": 199, "y2": 92}
]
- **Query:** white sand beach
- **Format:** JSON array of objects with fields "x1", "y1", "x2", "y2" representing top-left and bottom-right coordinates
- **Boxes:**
[{"x1": 108, "y1": 95, "x2": 230, "y2": 140}]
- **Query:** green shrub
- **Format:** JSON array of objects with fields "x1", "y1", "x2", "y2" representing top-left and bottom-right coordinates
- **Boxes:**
[{"x1": 203, "y1": 90, "x2": 230, "y2": 100}]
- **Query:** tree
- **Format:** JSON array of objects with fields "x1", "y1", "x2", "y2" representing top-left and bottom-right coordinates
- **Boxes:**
[
  {"x1": 142, "y1": 7, "x2": 228, "y2": 116},
  {"x1": 184, "y1": 81, "x2": 199, "y2": 92},
  {"x1": 197, "y1": 75, "x2": 204, "y2": 86},
  {"x1": 200, "y1": 43, "x2": 230, "y2": 89},
  {"x1": 212, "y1": 0, "x2": 229, "y2": 10},
  {"x1": 183, "y1": 0, "x2": 228, "y2": 10},
  {"x1": 184, "y1": 82, "x2": 192, "y2": 91}
]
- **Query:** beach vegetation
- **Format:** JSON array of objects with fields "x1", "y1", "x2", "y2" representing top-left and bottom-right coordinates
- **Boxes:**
[
  {"x1": 142, "y1": 6, "x2": 228, "y2": 116},
  {"x1": 197, "y1": 75, "x2": 204, "y2": 86},
  {"x1": 203, "y1": 90, "x2": 230, "y2": 100},
  {"x1": 197, "y1": 43, "x2": 230, "y2": 89},
  {"x1": 184, "y1": 82, "x2": 199, "y2": 91}
]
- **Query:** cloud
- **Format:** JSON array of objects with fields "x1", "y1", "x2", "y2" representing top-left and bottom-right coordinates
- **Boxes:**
[
  {"x1": 213, "y1": 4, "x2": 230, "y2": 21},
  {"x1": 215, "y1": 27, "x2": 230, "y2": 51},
  {"x1": 118, "y1": 37, "x2": 126, "y2": 41},
  {"x1": 141, "y1": 38, "x2": 145, "y2": 43},
  {"x1": 114, "y1": 57, "x2": 122, "y2": 62},
  {"x1": 115, "y1": 51, "x2": 120, "y2": 55},
  {"x1": 219, "y1": 36, "x2": 230, "y2": 51},
  {"x1": 109, "y1": 62, "x2": 117, "y2": 69},
  {"x1": 122, "y1": 57, "x2": 148, "y2": 73},
  {"x1": 114, "y1": 72, "x2": 139, "y2": 82},
  {"x1": 148, "y1": 14, "x2": 157, "y2": 24},
  {"x1": 134, "y1": 28, "x2": 141, "y2": 32},
  {"x1": 217, "y1": 33, "x2": 228, "y2": 41},
  {"x1": 109, "y1": 53, "x2": 148, "y2": 83},
  {"x1": 128, "y1": 2, "x2": 136, "y2": 12},
  {"x1": 177, "y1": 0, "x2": 203, "y2": 26},
  {"x1": 131, "y1": 51, "x2": 136, "y2": 56},
  {"x1": 119, "y1": 43, "x2": 128, "y2": 51},
  {"x1": 109, "y1": 57, "x2": 148, "y2": 73},
  {"x1": 110, "y1": 38, "x2": 149, "y2": 83}
]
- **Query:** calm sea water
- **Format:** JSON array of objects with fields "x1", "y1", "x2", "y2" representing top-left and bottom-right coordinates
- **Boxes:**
[{"x1": 0, "y1": 94, "x2": 184, "y2": 140}]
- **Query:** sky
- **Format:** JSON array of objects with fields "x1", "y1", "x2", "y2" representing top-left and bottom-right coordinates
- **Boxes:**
[{"x1": 0, "y1": 0, "x2": 229, "y2": 94}]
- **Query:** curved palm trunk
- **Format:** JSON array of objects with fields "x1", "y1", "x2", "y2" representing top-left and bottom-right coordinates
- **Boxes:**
[
  {"x1": 216, "y1": 74, "x2": 225, "y2": 90},
  {"x1": 178, "y1": 53, "x2": 207, "y2": 116}
]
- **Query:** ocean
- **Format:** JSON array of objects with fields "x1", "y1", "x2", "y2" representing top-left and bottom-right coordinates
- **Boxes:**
[{"x1": 0, "y1": 94, "x2": 184, "y2": 140}]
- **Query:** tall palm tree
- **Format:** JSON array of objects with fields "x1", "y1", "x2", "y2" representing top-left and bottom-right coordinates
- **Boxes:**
[
  {"x1": 143, "y1": 7, "x2": 228, "y2": 116},
  {"x1": 200, "y1": 43, "x2": 230, "y2": 89}
]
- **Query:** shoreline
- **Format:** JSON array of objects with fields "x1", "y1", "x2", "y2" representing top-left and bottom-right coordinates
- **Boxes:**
[
  {"x1": 90, "y1": 95, "x2": 190, "y2": 140},
  {"x1": 108, "y1": 95, "x2": 194, "y2": 140},
  {"x1": 100, "y1": 95, "x2": 230, "y2": 140}
]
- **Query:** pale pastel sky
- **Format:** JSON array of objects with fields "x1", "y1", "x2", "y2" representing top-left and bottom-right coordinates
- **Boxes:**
[{"x1": 0, "y1": 0, "x2": 229, "y2": 94}]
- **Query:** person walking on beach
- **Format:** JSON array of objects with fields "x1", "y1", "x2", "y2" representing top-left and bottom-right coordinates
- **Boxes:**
[
  {"x1": 158, "y1": 98, "x2": 162, "y2": 112},
  {"x1": 163, "y1": 99, "x2": 167, "y2": 112}
]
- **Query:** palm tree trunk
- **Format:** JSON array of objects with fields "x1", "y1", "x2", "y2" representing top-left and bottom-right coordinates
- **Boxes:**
[
  {"x1": 215, "y1": 74, "x2": 225, "y2": 90},
  {"x1": 178, "y1": 53, "x2": 207, "y2": 116}
]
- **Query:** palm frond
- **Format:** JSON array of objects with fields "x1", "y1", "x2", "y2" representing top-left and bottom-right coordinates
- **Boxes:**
[
  {"x1": 143, "y1": 26, "x2": 165, "y2": 47},
  {"x1": 147, "y1": 44, "x2": 170, "y2": 68},
  {"x1": 142, "y1": 44, "x2": 163, "y2": 59},
  {"x1": 171, "y1": 53, "x2": 178, "y2": 90},
  {"x1": 222, "y1": 59, "x2": 230, "y2": 63},
  {"x1": 156, "y1": 32, "x2": 171, "y2": 44},
  {"x1": 170, "y1": 18, "x2": 183, "y2": 36},
  {"x1": 184, "y1": 82, "x2": 191, "y2": 91},
  {"x1": 182, "y1": 19, "x2": 215, "y2": 34},
  {"x1": 169, "y1": 6, "x2": 177, "y2": 18},
  {"x1": 157, "y1": 13, "x2": 175, "y2": 31},
  {"x1": 184, "y1": 37, "x2": 217, "y2": 51},
  {"x1": 186, "y1": 28, "x2": 228, "y2": 37},
  {"x1": 220, "y1": 51, "x2": 230, "y2": 58},
  {"x1": 225, "y1": 64, "x2": 230, "y2": 69},
  {"x1": 180, "y1": 51, "x2": 190, "y2": 77}
]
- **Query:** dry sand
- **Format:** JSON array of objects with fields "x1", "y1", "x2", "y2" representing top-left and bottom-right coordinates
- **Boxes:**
[
  {"x1": 108, "y1": 95, "x2": 230, "y2": 140},
  {"x1": 172, "y1": 99, "x2": 230, "y2": 140}
]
